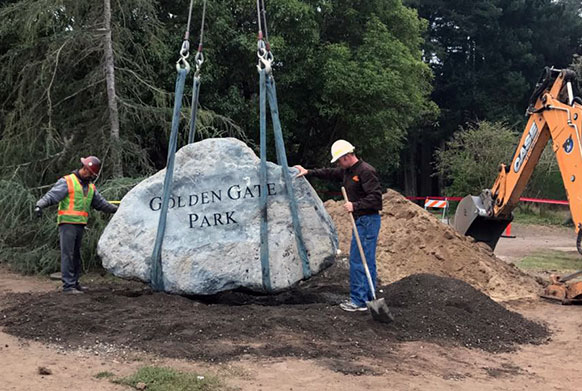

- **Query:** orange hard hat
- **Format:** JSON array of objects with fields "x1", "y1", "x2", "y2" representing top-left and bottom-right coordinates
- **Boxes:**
[{"x1": 80, "y1": 156, "x2": 101, "y2": 176}]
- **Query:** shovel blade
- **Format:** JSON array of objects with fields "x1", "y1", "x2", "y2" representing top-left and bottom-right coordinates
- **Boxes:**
[{"x1": 366, "y1": 298, "x2": 394, "y2": 323}]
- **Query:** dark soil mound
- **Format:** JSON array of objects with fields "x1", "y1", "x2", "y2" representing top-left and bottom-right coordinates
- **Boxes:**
[
  {"x1": 381, "y1": 274, "x2": 549, "y2": 349},
  {"x1": 0, "y1": 266, "x2": 548, "y2": 372}
]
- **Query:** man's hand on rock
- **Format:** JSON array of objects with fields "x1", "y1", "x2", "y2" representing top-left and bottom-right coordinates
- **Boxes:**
[
  {"x1": 293, "y1": 165, "x2": 308, "y2": 177},
  {"x1": 344, "y1": 202, "x2": 354, "y2": 213}
]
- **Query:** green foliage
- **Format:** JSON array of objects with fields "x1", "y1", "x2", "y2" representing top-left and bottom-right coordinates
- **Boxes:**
[
  {"x1": 513, "y1": 205, "x2": 571, "y2": 226},
  {"x1": 0, "y1": 179, "x2": 59, "y2": 274},
  {"x1": 0, "y1": 0, "x2": 244, "y2": 186},
  {"x1": 0, "y1": 0, "x2": 170, "y2": 184},
  {"x1": 435, "y1": 121, "x2": 516, "y2": 195},
  {"x1": 434, "y1": 121, "x2": 565, "y2": 198},
  {"x1": 0, "y1": 0, "x2": 434, "y2": 180},
  {"x1": 402, "y1": 0, "x2": 582, "y2": 196},
  {"x1": 318, "y1": 14, "x2": 438, "y2": 173},
  {"x1": 158, "y1": 0, "x2": 436, "y2": 176},
  {"x1": 409, "y1": 0, "x2": 582, "y2": 138},
  {"x1": 114, "y1": 366, "x2": 222, "y2": 391},
  {"x1": 0, "y1": 176, "x2": 143, "y2": 274}
]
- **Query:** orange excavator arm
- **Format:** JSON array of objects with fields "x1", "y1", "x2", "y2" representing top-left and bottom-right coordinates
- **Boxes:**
[{"x1": 454, "y1": 68, "x2": 582, "y2": 251}]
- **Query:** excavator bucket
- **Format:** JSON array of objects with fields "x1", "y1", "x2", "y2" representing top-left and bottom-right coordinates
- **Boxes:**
[
  {"x1": 542, "y1": 282, "x2": 582, "y2": 304},
  {"x1": 541, "y1": 272, "x2": 582, "y2": 304},
  {"x1": 454, "y1": 195, "x2": 512, "y2": 251}
]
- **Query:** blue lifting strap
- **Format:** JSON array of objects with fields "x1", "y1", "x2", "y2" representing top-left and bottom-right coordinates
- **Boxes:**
[
  {"x1": 150, "y1": 68, "x2": 189, "y2": 291},
  {"x1": 187, "y1": 75, "x2": 201, "y2": 144},
  {"x1": 150, "y1": 0, "x2": 205, "y2": 291},
  {"x1": 261, "y1": 70, "x2": 311, "y2": 280},
  {"x1": 259, "y1": 69, "x2": 272, "y2": 291}
]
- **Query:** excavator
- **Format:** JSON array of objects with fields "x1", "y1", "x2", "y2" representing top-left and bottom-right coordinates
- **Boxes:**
[{"x1": 454, "y1": 67, "x2": 582, "y2": 304}]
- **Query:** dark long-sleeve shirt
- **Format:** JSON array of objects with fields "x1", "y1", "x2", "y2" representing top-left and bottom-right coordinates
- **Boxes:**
[
  {"x1": 36, "y1": 171, "x2": 118, "y2": 214},
  {"x1": 307, "y1": 160, "x2": 382, "y2": 218}
]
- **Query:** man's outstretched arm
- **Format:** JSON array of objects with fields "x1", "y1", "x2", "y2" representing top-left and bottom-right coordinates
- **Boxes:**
[
  {"x1": 91, "y1": 189, "x2": 118, "y2": 213},
  {"x1": 294, "y1": 165, "x2": 344, "y2": 181}
]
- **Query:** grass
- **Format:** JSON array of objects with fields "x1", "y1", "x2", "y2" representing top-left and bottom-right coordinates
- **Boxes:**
[
  {"x1": 513, "y1": 211, "x2": 567, "y2": 226},
  {"x1": 512, "y1": 205, "x2": 571, "y2": 226},
  {"x1": 516, "y1": 250, "x2": 582, "y2": 272},
  {"x1": 95, "y1": 371, "x2": 115, "y2": 379},
  {"x1": 113, "y1": 366, "x2": 223, "y2": 391}
]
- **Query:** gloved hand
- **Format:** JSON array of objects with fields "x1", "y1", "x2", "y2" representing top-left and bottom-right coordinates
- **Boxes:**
[{"x1": 34, "y1": 206, "x2": 42, "y2": 218}]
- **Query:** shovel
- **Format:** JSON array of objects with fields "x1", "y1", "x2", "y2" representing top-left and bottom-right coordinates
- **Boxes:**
[{"x1": 341, "y1": 187, "x2": 394, "y2": 323}]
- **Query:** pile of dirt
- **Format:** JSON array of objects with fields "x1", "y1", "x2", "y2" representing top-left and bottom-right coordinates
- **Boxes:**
[
  {"x1": 383, "y1": 274, "x2": 548, "y2": 348},
  {"x1": 0, "y1": 267, "x2": 548, "y2": 371},
  {"x1": 325, "y1": 190, "x2": 541, "y2": 301}
]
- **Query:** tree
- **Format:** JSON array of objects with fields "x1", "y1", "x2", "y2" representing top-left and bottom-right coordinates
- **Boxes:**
[
  {"x1": 404, "y1": 0, "x2": 582, "y2": 195},
  {"x1": 102, "y1": 0, "x2": 122, "y2": 177},
  {"x1": 0, "y1": 0, "x2": 172, "y2": 186},
  {"x1": 0, "y1": 0, "x2": 174, "y2": 274},
  {"x1": 435, "y1": 121, "x2": 564, "y2": 199},
  {"x1": 159, "y1": 0, "x2": 437, "y2": 178},
  {"x1": 572, "y1": 54, "x2": 582, "y2": 80},
  {"x1": 317, "y1": 13, "x2": 438, "y2": 175}
]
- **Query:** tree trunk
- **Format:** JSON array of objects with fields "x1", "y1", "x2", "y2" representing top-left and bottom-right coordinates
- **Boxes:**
[
  {"x1": 103, "y1": 0, "x2": 122, "y2": 177},
  {"x1": 437, "y1": 140, "x2": 445, "y2": 194},
  {"x1": 419, "y1": 141, "x2": 433, "y2": 197},
  {"x1": 403, "y1": 140, "x2": 418, "y2": 197}
]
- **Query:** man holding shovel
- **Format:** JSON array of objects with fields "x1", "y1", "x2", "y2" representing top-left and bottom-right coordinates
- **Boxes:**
[{"x1": 294, "y1": 140, "x2": 383, "y2": 312}]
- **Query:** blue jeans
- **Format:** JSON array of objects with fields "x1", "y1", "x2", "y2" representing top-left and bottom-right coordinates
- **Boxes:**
[{"x1": 350, "y1": 214, "x2": 381, "y2": 307}]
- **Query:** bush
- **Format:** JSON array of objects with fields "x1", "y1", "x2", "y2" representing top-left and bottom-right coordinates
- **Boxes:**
[
  {"x1": 0, "y1": 177, "x2": 143, "y2": 274},
  {"x1": 0, "y1": 179, "x2": 60, "y2": 274},
  {"x1": 434, "y1": 120, "x2": 565, "y2": 199}
]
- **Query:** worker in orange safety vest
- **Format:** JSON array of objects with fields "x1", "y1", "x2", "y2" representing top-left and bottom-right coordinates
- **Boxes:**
[{"x1": 35, "y1": 156, "x2": 118, "y2": 293}]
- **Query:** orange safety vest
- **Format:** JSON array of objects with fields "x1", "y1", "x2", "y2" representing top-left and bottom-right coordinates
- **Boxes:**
[{"x1": 57, "y1": 174, "x2": 95, "y2": 225}]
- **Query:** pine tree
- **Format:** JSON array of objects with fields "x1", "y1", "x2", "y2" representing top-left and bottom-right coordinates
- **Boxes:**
[{"x1": 0, "y1": 0, "x2": 172, "y2": 185}]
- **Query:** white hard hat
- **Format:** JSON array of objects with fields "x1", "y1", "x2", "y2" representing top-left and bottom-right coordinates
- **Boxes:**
[{"x1": 330, "y1": 140, "x2": 355, "y2": 163}]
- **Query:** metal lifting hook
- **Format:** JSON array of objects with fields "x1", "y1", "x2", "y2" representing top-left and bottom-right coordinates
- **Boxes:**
[
  {"x1": 194, "y1": 50, "x2": 204, "y2": 77},
  {"x1": 176, "y1": 40, "x2": 191, "y2": 72},
  {"x1": 256, "y1": 41, "x2": 273, "y2": 74},
  {"x1": 257, "y1": 54, "x2": 272, "y2": 75}
]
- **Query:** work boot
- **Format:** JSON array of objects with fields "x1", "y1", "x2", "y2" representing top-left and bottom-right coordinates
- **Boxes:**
[
  {"x1": 339, "y1": 301, "x2": 367, "y2": 312},
  {"x1": 75, "y1": 284, "x2": 89, "y2": 292},
  {"x1": 63, "y1": 288, "x2": 84, "y2": 295}
]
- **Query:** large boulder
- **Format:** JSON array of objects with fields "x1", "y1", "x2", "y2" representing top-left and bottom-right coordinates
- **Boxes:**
[{"x1": 98, "y1": 138, "x2": 338, "y2": 295}]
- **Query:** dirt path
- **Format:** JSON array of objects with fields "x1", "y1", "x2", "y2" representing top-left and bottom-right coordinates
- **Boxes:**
[
  {"x1": 0, "y1": 268, "x2": 124, "y2": 391},
  {"x1": 230, "y1": 300, "x2": 582, "y2": 391},
  {"x1": 495, "y1": 223, "x2": 577, "y2": 262},
  {"x1": 0, "y1": 272, "x2": 580, "y2": 391},
  {"x1": 2, "y1": 223, "x2": 582, "y2": 391}
]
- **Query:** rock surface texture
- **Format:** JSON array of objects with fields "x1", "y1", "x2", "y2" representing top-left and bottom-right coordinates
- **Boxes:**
[{"x1": 98, "y1": 138, "x2": 338, "y2": 294}]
